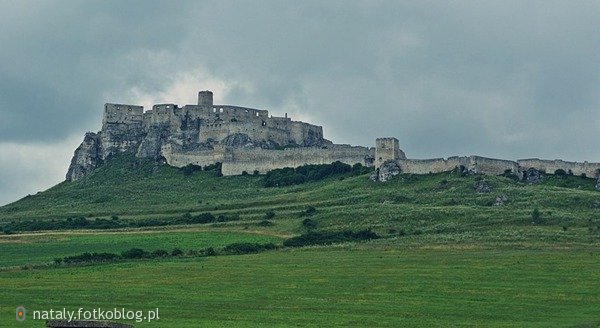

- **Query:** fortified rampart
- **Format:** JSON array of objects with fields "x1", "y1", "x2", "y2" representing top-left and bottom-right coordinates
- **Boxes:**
[
  {"x1": 517, "y1": 159, "x2": 600, "y2": 178},
  {"x1": 373, "y1": 137, "x2": 600, "y2": 182},
  {"x1": 66, "y1": 91, "x2": 600, "y2": 182},
  {"x1": 397, "y1": 156, "x2": 519, "y2": 175},
  {"x1": 220, "y1": 145, "x2": 374, "y2": 175}
]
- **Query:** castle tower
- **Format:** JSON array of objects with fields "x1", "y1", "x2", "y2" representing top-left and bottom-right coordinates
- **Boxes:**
[
  {"x1": 375, "y1": 137, "x2": 405, "y2": 167},
  {"x1": 198, "y1": 90, "x2": 213, "y2": 107}
]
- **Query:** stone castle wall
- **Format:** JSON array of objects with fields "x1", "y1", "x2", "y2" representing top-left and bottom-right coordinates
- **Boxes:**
[
  {"x1": 161, "y1": 144, "x2": 227, "y2": 168},
  {"x1": 103, "y1": 104, "x2": 143, "y2": 126},
  {"x1": 398, "y1": 156, "x2": 518, "y2": 175},
  {"x1": 374, "y1": 137, "x2": 600, "y2": 180},
  {"x1": 161, "y1": 143, "x2": 373, "y2": 175},
  {"x1": 220, "y1": 145, "x2": 375, "y2": 175},
  {"x1": 518, "y1": 159, "x2": 600, "y2": 177}
]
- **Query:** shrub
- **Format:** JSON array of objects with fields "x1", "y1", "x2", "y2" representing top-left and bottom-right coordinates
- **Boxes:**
[
  {"x1": 257, "y1": 220, "x2": 274, "y2": 227},
  {"x1": 171, "y1": 248, "x2": 184, "y2": 256},
  {"x1": 300, "y1": 206, "x2": 317, "y2": 217},
  {"x1": 204, "y1": 162, "x2": 223, "y2": 177},
  {"x1": 283, "y1": 229, "x2": 379, "y2": 247},
  {"x1": 121, "y1": 248, "x2": 149, "y2": 259},
  {"x1": 151, "y1": 249, "x2": 169, "y2": 257},
  {"x1": 203, "y1": 247, "x2": 217, "y2": 256},
  {"x1": 501, "y1": 170, "x2": 520, "y2": 181},
  {"x1": 264, "y1": 211, "x2": 275, "y2": 220},
  {"x1": 554, "y1": 169, "x2": 567, "y2": 176},
  {"x1": 301, "y1": 218, "x2": 317, "y2": 229},
  {"x1": 221, "y1": 242, "x2": 277, "y2": 255},
  {"x1": 185, "y1": 212, "x2": 216, "y2": 224},
  {"x1": 531, "y1": 208, "x2": 543, "y2": 225},
  {"x1": 63, "y1": 252, "x2": 120, "y2": 264},
  {"x1": 351, "y1": 163, "x2": 372, "y2": 175},
  {"x1": 253, "y1": 170, "x2": 260, "y2": 176},
  {"x1": 181, "y1": 164, "x2": 202, "y2": 176},
  {"x1": 263, "y1": 161, "x2": 354, "y2": 187}
]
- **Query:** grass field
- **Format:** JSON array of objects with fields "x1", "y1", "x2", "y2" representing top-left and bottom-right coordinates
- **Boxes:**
[
  {"x1": 0, "y1": 229, "x2": 282, "y2": 268},
  {"x1": 0, "y1": 247, "x2": 598, "y2": 327},
  {"x1": 1, "y1": 155, "x2": 599, "y2": 326}
]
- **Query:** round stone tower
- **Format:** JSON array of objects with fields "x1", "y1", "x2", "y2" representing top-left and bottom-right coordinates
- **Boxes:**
[{"x1": 198, "y1": 90, "x2": 213, "y2": 107}]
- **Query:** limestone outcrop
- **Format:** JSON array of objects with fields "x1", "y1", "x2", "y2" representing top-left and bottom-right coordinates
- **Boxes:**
[
  {"x1": 473, "y1": 180, "x2": 492, "y2": 193},
  {"x1": 370, "y1": 160, "x2": 401, "y2": 182},
  {"x1": 523, "y1": 168, "x2": 544, "y2": 184}
]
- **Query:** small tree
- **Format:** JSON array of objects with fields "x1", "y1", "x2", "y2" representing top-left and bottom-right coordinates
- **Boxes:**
[
  {"x1": 531, "y1": 208, "x2": 543, "y2": 225},
  {"x1": 554, "y1": 169, "x2": 567, "y2": 176},
  {"x1": 302, "y1": 218, "x2": 317, "y2": 229},
  {"x1": 300, "y1": 206, "x2": 317, "y2": 217}
]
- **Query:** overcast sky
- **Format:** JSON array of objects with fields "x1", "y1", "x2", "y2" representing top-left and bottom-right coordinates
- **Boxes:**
[{"x1": 0, "y1": 1, "x2": 599, "y2": 205}]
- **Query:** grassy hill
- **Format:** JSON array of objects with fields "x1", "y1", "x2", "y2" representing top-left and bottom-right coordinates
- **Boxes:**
[
  {"x1": 1, "y1": 155, "x2": 599, "y2": 327},
  {"x1": 2, "y1": 154, "x2": 600, "y2": 246}
]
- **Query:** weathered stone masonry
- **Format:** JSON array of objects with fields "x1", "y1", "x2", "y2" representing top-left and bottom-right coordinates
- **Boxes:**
[
  {"x1": 372, "y1": 137, "x2": 600, "y2": 181},
  {"x1": 67, "y1": 91, "x2": 374, "y2": 180},
  {"x1": 66, "y1": 91, "x2": 600, "y2": 182}
]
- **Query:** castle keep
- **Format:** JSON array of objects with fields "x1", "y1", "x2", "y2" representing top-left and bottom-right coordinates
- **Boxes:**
[{"x1": 67, "y1": 90, "x2": 600, "y2": 182}]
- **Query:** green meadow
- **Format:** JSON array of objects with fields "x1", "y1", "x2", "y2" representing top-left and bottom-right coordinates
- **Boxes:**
[{"x1": 0, "y1": 155, "x2": 599, "y2": 327}]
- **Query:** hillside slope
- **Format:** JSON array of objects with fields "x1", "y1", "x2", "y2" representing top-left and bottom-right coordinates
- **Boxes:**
[{"x1": 2, "y1": 154, "x2": 600, "y2": 247}]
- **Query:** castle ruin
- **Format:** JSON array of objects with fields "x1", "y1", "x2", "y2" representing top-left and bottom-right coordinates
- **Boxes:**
[
  {"x1": 66, "y1": 90, "x2": 600, "y2": 182},
  {"x1": 66, "y1": 91, "x2": 374, "y2": 180}
]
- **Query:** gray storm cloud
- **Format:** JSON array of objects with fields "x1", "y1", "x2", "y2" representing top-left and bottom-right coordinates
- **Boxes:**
[{"x1": 0, "y1": 0, "x2": 599, "y2": 205}]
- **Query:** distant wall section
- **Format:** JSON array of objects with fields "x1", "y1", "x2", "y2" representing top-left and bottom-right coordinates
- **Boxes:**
[{"x1": 517, "y1": 159, "x2": 600, "y2": 178}]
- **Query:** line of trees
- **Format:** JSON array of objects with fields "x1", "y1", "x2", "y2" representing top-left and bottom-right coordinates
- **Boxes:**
[
  {"x1": 1, "y1": 212, "x2": 240, "y2": 234},
  {"x1": 264, "y1": 161, "x2": 372, "y2": 187}
]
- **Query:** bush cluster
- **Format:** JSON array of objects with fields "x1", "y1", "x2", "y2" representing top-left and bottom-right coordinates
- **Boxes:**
[
  {"x1": 179, "y1": 162, "x2": 223, "y2": 176},
  {"x1": 180, "y1": 164, "x2": 202, "y2": 176},
  {"x1": 55, "y1": 242, "x2": 278, "y2": 265},
  {"x1": 299, "y1": 206, "x2": 317, "y2": 217},
  {"x1": 263, "y1": 161, "x2": 370, "y2": 187},
  {"x1": 221, "y1": 242, "x2": 277, "y2": 255},
  {"x1": 301, "y1": 218, "x2": 318, "y2": 229},
  {"x1": 283, "y1": 229, "x2": 379, "y2": 247},
  {"x1": 1, "y1": 212, "x2": 240, "y2": 233}
]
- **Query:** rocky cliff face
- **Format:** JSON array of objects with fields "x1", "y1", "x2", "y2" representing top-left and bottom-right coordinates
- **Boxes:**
[
  {"x1": 66, "y1": 116, "x2": 328, "y2": 181},
  {"x1": 65, "y1": 91, "x2": 359, "y2": 181},
  {"x1": 66, "y1": 123, "x2": 146, "y2": 181},
  {"x1": 66, "y1": 132, "x2": 103, "y2": 181}
]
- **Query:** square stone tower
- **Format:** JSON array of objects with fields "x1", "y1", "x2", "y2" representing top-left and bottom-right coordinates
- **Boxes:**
[
  {"x1": 198, "y1": 90, "x2": 213, "y2": 107},
  {"x1": 375, "y1": 137, "x2": 405, "y2": 167}
]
